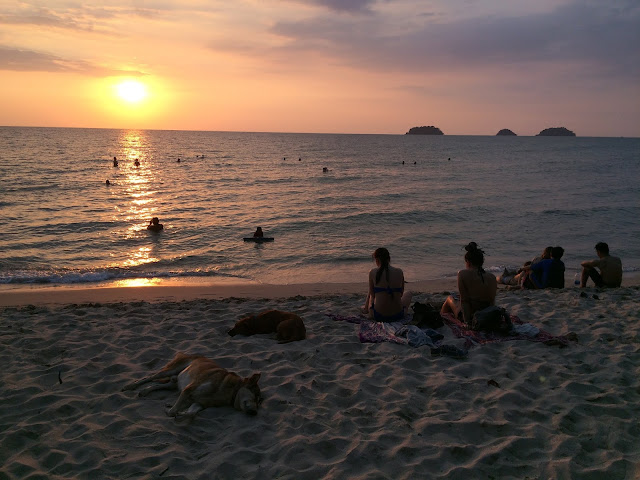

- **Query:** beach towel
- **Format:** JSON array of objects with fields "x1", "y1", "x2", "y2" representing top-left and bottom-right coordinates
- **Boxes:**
[
  {"x1": 440, "y1": 313, "x2": 571, "y2": 349},
  {"x1": 327, "y1": 313, "x2": 468, "y2": 358}
]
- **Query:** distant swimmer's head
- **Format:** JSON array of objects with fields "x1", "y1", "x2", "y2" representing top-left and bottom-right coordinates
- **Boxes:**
[
  {"x1": 105, "y1": 179, "x2": 110, "y2": 185},
  {"x1": 464, "y1": 242, "x2": 485, "y2": 267}
]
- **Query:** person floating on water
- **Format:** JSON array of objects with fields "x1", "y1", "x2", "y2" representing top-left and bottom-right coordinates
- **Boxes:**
[
  {"x1": 253, "y1": 227, "x2": 264, "y2": 238},
  {"x1": 134, "y1": 158, "x2": 140, "y2": 167},
  {"x1": 113, "y1": 157, "x2": 118, "y2": 167},
  {"x1": 147, "y1": 217, "x2": 163, "y2": 232}
]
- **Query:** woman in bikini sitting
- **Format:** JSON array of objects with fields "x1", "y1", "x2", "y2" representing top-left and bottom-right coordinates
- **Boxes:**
[
  {"x1": 361, "y1": 247, "x2": 412, "y2": 322},
  {"x1": 441, "y1": 242, "x2": 497, "y2": 325}
]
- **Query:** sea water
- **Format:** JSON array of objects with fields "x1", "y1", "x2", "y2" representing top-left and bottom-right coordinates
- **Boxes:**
[{"x1": 0, "y1": 127, "x2": 638, "y2": 287}]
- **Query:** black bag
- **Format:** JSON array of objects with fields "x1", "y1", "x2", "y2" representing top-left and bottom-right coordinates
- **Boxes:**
[
  {"x1": 471, "y1": 306, "x2": 512, "y2": 334},
  {"x1": 411, "y1": 302, "x2": 444, "y2": 329}
]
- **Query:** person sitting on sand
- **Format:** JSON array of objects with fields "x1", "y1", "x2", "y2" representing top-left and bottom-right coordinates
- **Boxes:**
[
  {"x1": 441, "y1": 242, "x2": 497, "y2": 325},
  {"x1": 253, "y1": 227, "x2": 264, "y2": 238},
  {"x1": 498, "y1": 246, "x2": 552, "y2": 286},
  {"x1": 580, "y1": 242, "x2": 622, "y2": 288},
  {"x1": 520, "y1": 246, "x2": 566, "y2": 289},
  {"x1": 361, "y1": 247, "x2": 412, "y2": 322},
  {"x1": 147, "y1": 217, "x2": 163, "y2": 232}
]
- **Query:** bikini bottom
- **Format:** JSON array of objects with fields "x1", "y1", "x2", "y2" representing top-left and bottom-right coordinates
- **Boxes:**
[{"x1": 372, "y1": 306, "x2": 405, "y2": 322}]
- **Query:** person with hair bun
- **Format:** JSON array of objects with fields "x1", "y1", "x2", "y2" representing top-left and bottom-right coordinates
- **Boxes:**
[
  {"x1": 441, "y1": 242, "x2": 497, "y2": 325},
  {"x1": 362, "y1": 247, "x2": 412, "y2": 321}
]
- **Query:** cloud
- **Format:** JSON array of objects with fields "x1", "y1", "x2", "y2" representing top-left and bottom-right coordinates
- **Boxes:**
[
  {"x1": 291, "y1": 0, "x2": 377, "y2": 14},
  {"x1": 265, "y1": 1, "x2": 640, "y2": 78},
  {"x1": 0, "y1": 46, "x2": 146, "y2": 76},
  {"x1": 0, "y1": 4, "x2": 162, "y2": 33}
]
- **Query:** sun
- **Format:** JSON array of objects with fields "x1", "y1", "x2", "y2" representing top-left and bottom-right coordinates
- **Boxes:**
[{"x1": 116, "y1": 80, "x2": 148, "y2": 103}]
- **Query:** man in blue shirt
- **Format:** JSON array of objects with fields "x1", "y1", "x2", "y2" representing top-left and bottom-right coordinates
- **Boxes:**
[{"x1": 523, "y1": 246, "x2": 565, "y2": 289}]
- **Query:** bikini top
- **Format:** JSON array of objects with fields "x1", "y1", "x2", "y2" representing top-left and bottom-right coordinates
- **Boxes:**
[{"x1": 373, "y1": 286, "x2": 403, "y2": 296}]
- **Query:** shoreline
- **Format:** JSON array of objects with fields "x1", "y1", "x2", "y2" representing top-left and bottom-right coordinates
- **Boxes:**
[
  {"x1": 0, "y1": 278, "x2": 458, "y2": 307},
  {"x1": 2, "y1": 273, "x2": 639, "y2": 307}
]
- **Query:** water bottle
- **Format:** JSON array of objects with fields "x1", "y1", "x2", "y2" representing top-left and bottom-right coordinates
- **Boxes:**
[{"x1": 574, "y1": 272, "x2": 580, "y2": 286}]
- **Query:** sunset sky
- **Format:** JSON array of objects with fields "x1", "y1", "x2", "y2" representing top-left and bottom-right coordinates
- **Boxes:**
[{"x1": 1, "y1": 1, "x2": 638, "y2": 136}]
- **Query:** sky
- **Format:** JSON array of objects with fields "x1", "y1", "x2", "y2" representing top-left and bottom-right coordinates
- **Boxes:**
[{"x1": 1, "y1": 0, "x2": 639, "y2": 136}]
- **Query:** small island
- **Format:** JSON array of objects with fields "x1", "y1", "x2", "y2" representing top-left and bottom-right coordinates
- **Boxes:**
[
  {"x1": 536, "y1": 127, "x2": 576, "y2": 137},
  {"x1": 406, "y1": 126, "x2": 444, "y2": 135},
  {"x1": 496, "y1": 129, "x2": 517, "y2": 136}
]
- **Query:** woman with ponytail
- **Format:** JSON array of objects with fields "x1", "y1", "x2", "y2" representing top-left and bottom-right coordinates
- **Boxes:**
[
  {"x1": 362, "y1": 247, "x2": 412, "y2": 321},
  {"x1": 441, "y1": 242, "x2": 497, "y2": 325}
]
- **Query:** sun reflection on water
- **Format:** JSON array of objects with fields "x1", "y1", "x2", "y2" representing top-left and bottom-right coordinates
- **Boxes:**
[
  {"x1": 113, "y1": 278, "x2": 163, "y2": 288},
  {"x1": 112, "y1": 130, "x2": 164, "y2": 269}
]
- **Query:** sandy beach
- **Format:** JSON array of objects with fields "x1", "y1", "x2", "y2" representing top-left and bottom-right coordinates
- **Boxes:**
[{"x1": 1, "y1": 278, "x2": 639, "y2": 479}]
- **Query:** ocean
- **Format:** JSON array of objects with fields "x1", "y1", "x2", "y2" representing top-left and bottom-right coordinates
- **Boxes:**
[{"x1": 1, "y1": 126, "x2": 638, "y2": 288}]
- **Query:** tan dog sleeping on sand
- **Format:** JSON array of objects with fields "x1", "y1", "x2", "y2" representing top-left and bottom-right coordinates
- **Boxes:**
[
  {"x1": 122, "y1": 353, "x2": 262, "y2": 418},
  {"x1": 228, "y1": 309, "x2": 306, "y2": 343}
]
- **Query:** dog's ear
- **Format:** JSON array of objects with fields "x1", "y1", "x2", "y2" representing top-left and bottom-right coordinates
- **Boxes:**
[{"x1": 247, "y1": 373, "x2": 261, "y2": 385}]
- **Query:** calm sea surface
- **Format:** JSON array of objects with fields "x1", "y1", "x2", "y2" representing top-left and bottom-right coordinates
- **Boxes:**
[{"x1": 0, "y1": 127, "x2": 638, "y2": 287}]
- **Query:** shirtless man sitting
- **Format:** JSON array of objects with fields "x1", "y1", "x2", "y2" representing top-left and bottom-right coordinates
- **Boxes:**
[
  {"x1": 580, "y1": 242, "x2": 622, "y2": 288},
  {"x1": 441, "y1": 242, "x2": 497, "y2": 325}
]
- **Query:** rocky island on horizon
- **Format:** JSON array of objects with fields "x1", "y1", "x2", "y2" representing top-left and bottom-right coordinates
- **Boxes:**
[
  {"x1": 405, "y1": 126, "x2": 444, "y2": 135},
  {"x1": 536, "y1": 127, "x2": 576, "y2": 136},
  {"x1": 497, "y1": 129, "x2": 517, "y2": 136}
]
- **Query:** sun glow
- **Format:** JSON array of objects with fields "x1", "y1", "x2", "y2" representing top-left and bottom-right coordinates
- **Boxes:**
[{"x1": 116, "y1": 80, "x2": 148, "y2": 103}]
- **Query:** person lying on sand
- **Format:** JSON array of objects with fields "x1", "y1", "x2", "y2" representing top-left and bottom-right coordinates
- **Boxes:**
[
  {"x1": 441, "y1": 242, "x2": 497, "y2": 325},
  {"x1": 361, "y1": 247, "x2": 412, "y2": 322}
]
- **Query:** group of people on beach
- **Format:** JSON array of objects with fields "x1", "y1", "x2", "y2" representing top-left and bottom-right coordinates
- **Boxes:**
[{"x1": 362, "y1": 242, "x2": 622, "y2": 325}]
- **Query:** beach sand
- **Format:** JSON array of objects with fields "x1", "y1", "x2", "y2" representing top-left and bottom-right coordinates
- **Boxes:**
[{"x1": 1, "y1": 278, "x2": 639, "y2": 479}]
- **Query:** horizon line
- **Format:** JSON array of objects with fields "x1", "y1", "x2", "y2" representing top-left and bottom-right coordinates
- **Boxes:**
[{"x1": 0, "y1": 124, "x2": 638, "y2": 139}]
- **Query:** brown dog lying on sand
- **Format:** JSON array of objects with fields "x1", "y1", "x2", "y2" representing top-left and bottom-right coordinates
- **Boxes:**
[
  {"x1": 228, "y1": 309, "x2": 306, "y2": 343},
  {"x1": 122, "y1": 353, "x2": 262, "y2": 418}
]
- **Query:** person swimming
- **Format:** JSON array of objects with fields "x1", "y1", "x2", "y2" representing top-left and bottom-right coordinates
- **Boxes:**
[
  {"x1": 113, "y1": 157, "x2": 118, "y2": 167},
  {"x1": 147, "y1": 217, "x2": 163, "y2": 232},
  {"x1": 134, "y1": 158, "x2": 140, "y2": 167}
]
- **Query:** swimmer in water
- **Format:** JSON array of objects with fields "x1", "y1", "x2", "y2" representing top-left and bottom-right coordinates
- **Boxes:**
[{"x1": 147, "y1": 217, "x2": 164, "y2": 232}]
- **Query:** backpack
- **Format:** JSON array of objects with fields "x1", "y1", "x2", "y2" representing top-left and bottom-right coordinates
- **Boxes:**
[
  {"x1": 471, "y1": 305, "x2": 512, "y2": 334},
  {"x1": 411, "y1": 302, "x2": 444, "y2": 329}
]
